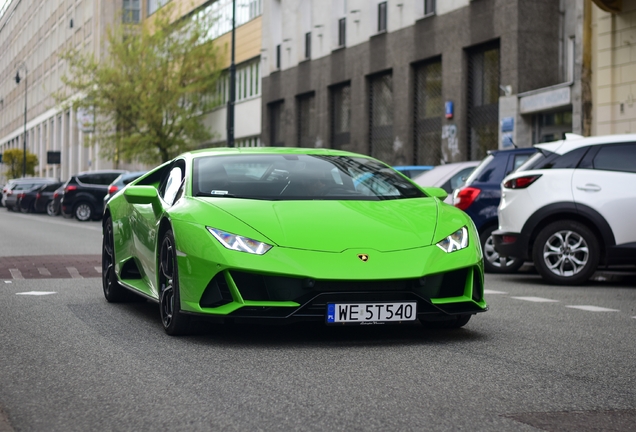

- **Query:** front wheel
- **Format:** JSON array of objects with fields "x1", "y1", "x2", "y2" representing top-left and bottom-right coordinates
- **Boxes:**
[
  {"x1": 159, "y1": 230, "x2": 191, "y2": 336},
  {"x1": 46, "y1": 201, "x2": 57, "y2": 216},
  {"x1": 532, "y1": 220, "x2": 600, "y2": 285},
  {"x1": 102, "y1": 217, "x2": 134, "y2": 302},
  {"x1": 481, "y1": 226, "x2": 524, "y2": 274}
]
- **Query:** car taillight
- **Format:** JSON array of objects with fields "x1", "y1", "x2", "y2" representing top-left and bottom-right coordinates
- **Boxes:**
[
  {"x1": 108, "y1": 185, "x2": 119, "y2": 195},
  {"x1": 53, "y1": 192, "x2": 59, "y2": 198},
  {"x1": 18, "y1": 193, "x2": 25, "y2": 199},
  {"x1": 64, "y1": 185, "x2": 77, "y2": 193},
  {"x1": 36, "y1": 193, "x2": 41, "y2": 199},
  {"x1": 454, "y1": 187, "x2": 481, "y2": 211},
  {"x1": 503, "y1": 175, "x2": 542, "y2": 189}
]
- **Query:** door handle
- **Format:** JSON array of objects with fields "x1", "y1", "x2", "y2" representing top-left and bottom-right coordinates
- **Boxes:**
[{"x1": 576, "y1": 184, "x2": 601, "y2": 192}]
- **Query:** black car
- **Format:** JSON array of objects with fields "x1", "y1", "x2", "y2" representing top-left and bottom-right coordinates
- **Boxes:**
[
  {"x1": 48, "y1": 185, "x2": 65, "y2": 217},
  {"x1": 61, "y1": 170, "x2": 127, "y2": 221},
  {"x1": 5, "y1": 179, "x2": 59, "y2": 212},
  {"x1": 452, "y1": 147, "x2": 537, "y2": 273},
  {"x1": 22, "y1": 182, "x2": 65, "y2": 215}
]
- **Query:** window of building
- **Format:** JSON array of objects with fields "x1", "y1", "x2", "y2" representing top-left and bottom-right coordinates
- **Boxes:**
[
  {"x1": 209, "y1": 59, "x2": 261, "y2": 109},
  {"x1": 236, "y1": 136, "x2": 262, "y2": 147},
  {"x1": 197, "y1": 0, "x2": 263, "y2": 40},
  {"x1": 424, "y1": 0, "x2": 436, "y2": 15},
  {"x1": 331, "y1": 83, "x2": 351, "y2": 150},
  {"x1": 338, "y1": 18, "x2": 346, "y2": 47},
  {"x1": 269, "y1": 101, "x2": 285, "y2": 146},
  {"x1": 369, "y1": 72, "x2": 394, "y2": 163},
  {"x1": 123, "y1": 0, "x2": 140, "y2": 23},
  {"x1": 378, "y1": 2, "x2": 387, "y2": 33},
  {"x1": 467, "y1": 42, "x2": 500, "y2": 160},
  {"x1": 305, "y1": 32, "x2": 311, "y2": 59},
  {"x1": 414, "y1": 60, "x2": 443, "y2": 165},
  {"x1": 535, "y1": 111, "x2": 572, "y2": 143},
  {"x1": 276, "y1": 44, "x2": 281, "y2": 69},
  {"x1": 297, "y1": 93, "x2": 317, "y2": 148},
  {"x1": 147, "y1": 0, "x2": 167, "y2": 17}
]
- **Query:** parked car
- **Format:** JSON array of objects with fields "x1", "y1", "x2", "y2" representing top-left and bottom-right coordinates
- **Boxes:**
[
  {"x1": 412, "y1": 161, "x2": 479, "y2": 204},
  {"x1": 2, "y1": 177, "x2": 58, "y2": 208},
  {"x1": 103, "y1": 171, "x2": 147, "y2": 204},
  {"x1": 26, "y1": 182, "x2": 65, "y2": 214},
  {"x1": 452, "y1": 147, "x2": 537, "y2": 273},
  {"x1": 393, "y1": 165, "x2": 434, "y2": 179},
  {"x1": 48, "y1": 185, "x2": 65, "y2": 217},
  {"x1": 4, "y1": 178, "x2": 59, "y2": 211},
  {"x1": 103, "y1": 148, "x2": 487, "y2": 335},
  {"x1": 61, "y1": 170, "x2": 127, "y2": 221},
  {"x1": 493, "y1": 134, "x2": 636, "y2": 285}
]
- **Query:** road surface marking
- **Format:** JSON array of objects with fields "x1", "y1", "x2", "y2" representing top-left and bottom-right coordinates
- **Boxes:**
[
  {"x1": 16, "y1": 291, "x2": 56, "y2": 296},
  {"x1": 66, "y1": 267, "x2": 83, "y2": 279},
  {"x1": 94, "y1": 266, "x2": 101, "y2": 273},
  {"x1": 9, "y1": 269, "x2": 24, "y2": 280},
  {"x1": 484, "y1": 289, "x2": 508, "y2": 294},
  {"x1": 511, "y1": 296, "x2": 559, "y2": 303},
  {"x1": 566, "y1": 305, "x2": 619, "y2": 312},
  {"x1": 38, "y1": 267, "x2": 51, "y2": 276}
]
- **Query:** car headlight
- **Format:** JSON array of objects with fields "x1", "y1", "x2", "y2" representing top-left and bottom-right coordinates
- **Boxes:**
[
  {"x1": 436, "y1": 227, "x2": 469, "y2": 253},
  {"x1": 206, "y1": 227, "x2": 273, "y2": 255}
]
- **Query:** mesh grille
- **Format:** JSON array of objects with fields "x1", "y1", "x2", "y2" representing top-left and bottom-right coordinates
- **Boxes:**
[
  {"x1": 414, "y1": 60, "x2": 443, "y2": 165},
  {"x1": 369, "y1": 72, "x2": 395, "y2": 164},
  {"x1": 467, "y1": 44, "x2": 500, "y2": 160},
  {"x1": 297, "y1": 93, "x2": 317, "y2": 148},
  {"x1": 331, "y1": 83, "x2": 352, "y2": 150}
]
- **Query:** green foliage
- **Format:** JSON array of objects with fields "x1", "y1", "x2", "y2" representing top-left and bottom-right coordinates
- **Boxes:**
[
  {"x1": 58, "y1": 3, "x2": 223, "y2": 165},
  {"x1": 2, "y1": 148, "x2": 38, "y2": 179}
]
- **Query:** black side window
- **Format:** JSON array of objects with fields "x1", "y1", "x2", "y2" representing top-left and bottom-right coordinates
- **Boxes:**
[
  {"x1": 532, "y1": 147, "x2": 589, "y2": 170},
  {"x1": 592, "y1": 143, "x2": 636, "y2": 173}
]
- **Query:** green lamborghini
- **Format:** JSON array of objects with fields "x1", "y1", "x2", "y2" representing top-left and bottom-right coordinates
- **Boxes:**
[{"x1": 102, "y1": 148, "x2": 487, "y2": 335}]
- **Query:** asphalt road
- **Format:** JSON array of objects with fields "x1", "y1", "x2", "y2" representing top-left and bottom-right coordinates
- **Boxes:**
[{"x1": 0, "y1": 208, "x2": 634, "y2": 431}]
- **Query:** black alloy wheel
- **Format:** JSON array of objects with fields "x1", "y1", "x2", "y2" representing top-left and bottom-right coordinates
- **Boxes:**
[
  {"x1": 159, "y1": 230, "x2": 191, "y2": 335},
  {"x1": 74, "y1": 202, "x2": 93, "y2": 221},
  {"x1": 102, "y1": 217, "x2": 132, "y2": 302},
  {"x1": 533, "y1": 220, "x2": 600, "y2": 286},
  {"x1": 46, "y1": 201, "x2": 57, "y2": 216},
  {"x1": 480, "y1": 225, "x2": 524, "y2": 274}
]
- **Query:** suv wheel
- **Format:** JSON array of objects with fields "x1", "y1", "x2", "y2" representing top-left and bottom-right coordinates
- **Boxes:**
[
  {"x1": 74, "y1": 202, "x2": 93, "y2": 221},
  {"x1": 481, "y1": 226, "x2": 524, "y2": 274},
  {"x1": 46, "y1": 201, "x2": 57, "y2": 216},
  {"x1": 533, "y1": 220, "x2": 600, "y2": 285}
]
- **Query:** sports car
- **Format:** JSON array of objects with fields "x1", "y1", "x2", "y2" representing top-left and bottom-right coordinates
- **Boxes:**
[{"x1": 102, "y1": 147, "x2": 487, "y2": 335}]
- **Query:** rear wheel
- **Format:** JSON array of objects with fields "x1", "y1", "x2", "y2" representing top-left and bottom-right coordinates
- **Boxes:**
[
  {"x1": 74, "y1": 202, "x2": 93, "y2": 221},
  {"x1": 481, "y1": 226, "x2": 524, "y2": 274},
  {"x1": 159, "y1": 230, "x2": 191, "y2": 336},
  {"x1": 533, "y1": 220, "x2": 599, "y2": 285},
  {"x1": 102, "y1": 217, "x2": 133, "y2": 302},
  {"x1": 20, "y1": 202, "x2": 32, "y2": 214}
]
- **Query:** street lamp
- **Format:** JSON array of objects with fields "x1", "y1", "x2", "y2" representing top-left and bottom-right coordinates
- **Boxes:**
[
  {"x1": 226, "y1": 0, "x2": 236, "y2": 148},
  {"x1": 14, "y1": 63, "x2": 27, "y2": 178}
]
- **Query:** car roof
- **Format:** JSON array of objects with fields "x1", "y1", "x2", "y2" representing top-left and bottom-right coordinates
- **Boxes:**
[
  {"x1": 534, "y1": 133, "x2": 636, "y2": 155},
  {"x1": 188, "y1": 147, "x2": 371, "y2": 158}
]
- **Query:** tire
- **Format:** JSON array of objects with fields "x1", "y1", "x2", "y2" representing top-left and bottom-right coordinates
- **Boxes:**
[
  {"x1": 102, "y1": 217, "x2": 133, "y2": 302},
  {"x1": 74, "y1": 202, "x2": 93, "y2": 221},
  {"x1": 159, "y1": 230, "x2": 191, "y2": 336},
  {"x1": 20, "y1": 202, "x2": 32, "y2": 214},
  {"x1": 532, "y1": 220, "x2": 600, "y2": 286},
  {"x1": 421, "y1": 314, "x2": 471, "y2": 329},
  {"x1": 480, "y1": 225, "x2": 524, "y2": 274},
  {"x1": 46, "y1": 201, "x2": 57, "y2": 216}
]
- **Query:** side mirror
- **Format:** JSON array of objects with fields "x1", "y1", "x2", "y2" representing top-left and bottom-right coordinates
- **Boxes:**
[
  {"x1": 124, "y1": 185, "x2": 159, "y2": 205},
  {"x1": 422, "y1": 187, "x2": 448, "y2": 201}
]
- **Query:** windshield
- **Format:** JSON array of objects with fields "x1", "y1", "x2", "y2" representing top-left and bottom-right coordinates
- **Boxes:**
[{"x1": 192, "y1": 154, "x2": 426, "y2": 201}]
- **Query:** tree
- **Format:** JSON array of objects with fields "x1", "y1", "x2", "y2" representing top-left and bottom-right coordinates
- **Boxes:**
[
  {"x1": 58, "y1": 3, "x2": 224, "y2": 165},
  {"x1": 2, "y1": 149, "x2": 38, "y2": 179}
]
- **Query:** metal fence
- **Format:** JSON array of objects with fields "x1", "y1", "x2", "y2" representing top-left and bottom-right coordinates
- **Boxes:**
[
  {"x1": 369, "y1": 72, "x2": 395, "y2": 164},
  {"x1": 467, "y1": 43, "x2": 500, "y2": 160},
  {"x1": 414, "y1": 60, "x2": 443, "y2": 165}
]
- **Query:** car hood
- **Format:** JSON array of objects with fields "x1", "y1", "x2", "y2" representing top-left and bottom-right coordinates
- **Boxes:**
[{"x1": 194, "y1": 198, "x2": 439, "y2": 252}]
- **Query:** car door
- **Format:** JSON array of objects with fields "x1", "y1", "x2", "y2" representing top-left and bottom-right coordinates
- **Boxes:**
[{"x1": 572, "y1": 143, "x2": 636, "y2": 245}]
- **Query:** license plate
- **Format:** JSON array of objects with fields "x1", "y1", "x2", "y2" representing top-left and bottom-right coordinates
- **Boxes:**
[{"x1": 326, "y1": 302, "x2": 417, "y2": 324}]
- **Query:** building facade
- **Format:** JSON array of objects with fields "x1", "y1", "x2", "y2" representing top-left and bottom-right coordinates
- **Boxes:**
[
  {"x1": 260, "y1": 0, "x2": 587, "y2": 165},
  {"x1": 0, "y1": 0, "x2": 263, "y2": 185}
]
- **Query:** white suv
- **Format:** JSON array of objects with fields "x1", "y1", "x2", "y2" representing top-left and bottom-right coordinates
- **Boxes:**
[{"x1": 493, "y1": 134, "x2": 636, "y2": 285}]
